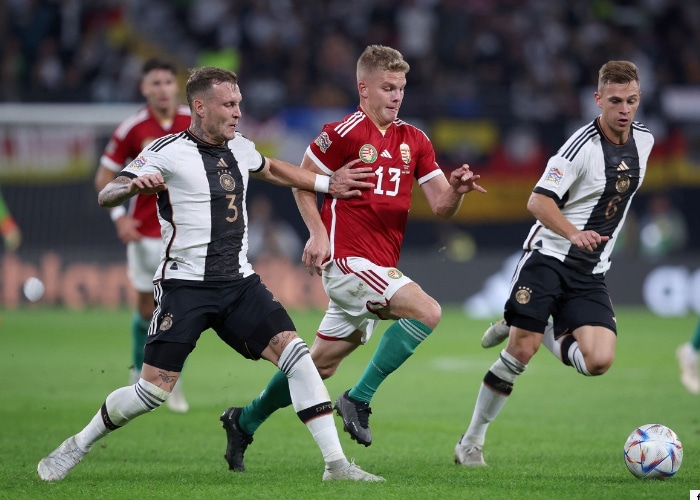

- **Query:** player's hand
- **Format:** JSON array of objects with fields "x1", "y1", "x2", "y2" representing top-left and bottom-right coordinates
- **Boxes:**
[
  {"x1": 130, "y1": 174, "x2": 167, "y2": 195},
  {"x1": 450, "y1": 164, "x2": 486, "y2": 194},
  {"x1": 569, "y1": 230, "x2": 609, "y2": 252},
  {"x1": 302, "y1": 234, "x2": 330, "y2": 276},
  {"x1": 114, "y1": 215, "x2": 143, "y2": 244},
  {"x1": 329, "y1": 159, "x2": 375, "y2": 199}
]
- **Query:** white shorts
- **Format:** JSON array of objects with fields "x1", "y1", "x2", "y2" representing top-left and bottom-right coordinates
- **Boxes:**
[
  {"x1": 318, "y1": 257, "x2": 413, "y2": 343},
  {"x1": 126, "y1": 237, "x2": 161, "y2": 293}
]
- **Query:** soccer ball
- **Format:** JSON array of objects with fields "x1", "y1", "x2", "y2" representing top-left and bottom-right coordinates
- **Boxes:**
[{"x1": 623, "y1": 424, "x2": 683, "y2": 479}]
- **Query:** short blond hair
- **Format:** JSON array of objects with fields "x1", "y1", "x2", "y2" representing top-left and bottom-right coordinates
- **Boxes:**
[
  {"x1": 598, "y1": 61, "x2": 639, "y2": 92},
  {"x1": 357, "y1": 45, "x2": 410, "y2": 80}
]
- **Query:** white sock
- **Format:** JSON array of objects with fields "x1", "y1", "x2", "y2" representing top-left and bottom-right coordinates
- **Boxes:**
[
  {"x1": 462, "y1": 350, "x2": 526, "y2": 447},
  {"x1": 278, "y1": 338, "x2": 347, "y2": 465},
  {"x1": 541, "y1": 322, "x2": 591, "y2": 375},
  {"x1": 541, "y1": 321, "x2": 561, "y2": 361},
  {"x1": 75, "y1": 379, "x2": 169, "y2": 451},
  {"x1": 565, "y1": 341, "x2": 591, "y2": 376}
]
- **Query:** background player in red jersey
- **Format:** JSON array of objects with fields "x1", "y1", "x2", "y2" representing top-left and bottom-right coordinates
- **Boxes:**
[
  {"x1": 94, "y1": 57, "x2": 191, "y2": 412},
  {"x1": 0, "y1": 187, "x2": 21, "y2": 252},
  {"x1": 219, "y1": 45, "x2": 485, "y2": 471}
]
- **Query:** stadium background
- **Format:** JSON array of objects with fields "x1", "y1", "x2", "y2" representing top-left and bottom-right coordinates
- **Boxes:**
[{"x1": 1, "y1": 0, "x2": 699, "y2": 315}]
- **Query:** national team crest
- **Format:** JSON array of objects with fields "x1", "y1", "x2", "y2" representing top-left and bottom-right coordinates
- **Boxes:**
[
  {"x1": 400, "y1": 143, "x2": 411, "y2": 164},
  {"x1": 616, "y1": 175, "x2": 630, "y2": 193},
  {"x1": 387, "y1": 268, "x2": 403, "y2": 279},
  {"x1": 359, "y1": 144, "x2": 378, "y2": 163},
  {"x1": 515, "y1": 286, "x2": 532, "y2": 304},
  {"x1": 314, "y1": 132, "x2": 332, "y2": 153},
  {"x1": 220, "y1": 173, "x2": 236, "y2": 191},
  {"x1": 159, "y1": 313, "x2": 173, "y2": 331}
]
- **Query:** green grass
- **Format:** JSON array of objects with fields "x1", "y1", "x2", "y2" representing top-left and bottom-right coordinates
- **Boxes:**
[{"x1": 1, "y1": 306, "x2": 698, "y2": 499}]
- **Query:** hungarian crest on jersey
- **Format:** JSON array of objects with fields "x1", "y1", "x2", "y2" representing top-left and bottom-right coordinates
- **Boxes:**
[{"x1": 359, "y1": 144, "x2": 378, "y2": 163}]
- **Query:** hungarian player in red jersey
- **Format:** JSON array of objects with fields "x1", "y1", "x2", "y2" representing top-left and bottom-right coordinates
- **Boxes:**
[
  {"x1": 219, "y1": 45, "x2": 485, "y2": 471},
  {"x1": 94, "y1": 58, "x2": 191, "y2": 412}
]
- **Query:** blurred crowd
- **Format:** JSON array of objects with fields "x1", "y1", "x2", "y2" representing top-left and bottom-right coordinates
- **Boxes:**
[
  {"x1": 2, "y1": 0, "x2": 698, "y2": 257},
  {"x1": 3, "y1": 0, "x2": 700, "y2": 125}
]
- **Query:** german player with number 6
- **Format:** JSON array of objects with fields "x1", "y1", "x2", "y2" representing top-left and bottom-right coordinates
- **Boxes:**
[
  {"x1": 455, "y1": 61, "x2": 654, "y2": 467},
  {"x1": 220, "y1": 44, "x2": 485, "y2": 471}
]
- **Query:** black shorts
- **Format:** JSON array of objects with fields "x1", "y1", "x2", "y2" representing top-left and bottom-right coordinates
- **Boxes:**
[
  {"x1": 143, "y1": 274, "x2": 296, "y2": 371},
  {"x1": 504, "y1": 250, "x2": 617, "y2": 337}
]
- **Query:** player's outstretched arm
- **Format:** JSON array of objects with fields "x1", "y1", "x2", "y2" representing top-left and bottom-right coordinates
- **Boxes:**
[
  {"x1": 422, "y1": 164, "x2": 486, "y2": 219},
  {"x1": 292, "y1": 155, "x2": 332, "y2": 276},
  {"x1": 259, "y1": 158, "x2": 374, "y2": 198},
  {"x1": 98, "y1": 174, "x2": 167, "y2": 208}
]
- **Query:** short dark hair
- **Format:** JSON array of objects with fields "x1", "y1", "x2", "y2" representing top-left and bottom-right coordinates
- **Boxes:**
[
  {"x1": 185, "y1": 67, "x2": 238, "y2": 108},
  {"x1": 141, "y1": 57, "x2": 177, "y2": 77}
]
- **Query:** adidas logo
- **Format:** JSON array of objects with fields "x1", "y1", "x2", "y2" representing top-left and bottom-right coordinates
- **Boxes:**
[
  {"x1": 217, "y1": 158, "x2": 228, "y2": 169},
  {"x1": 170, "y1": 262, "x2": 178, "y2": 270},
  {"x1": 617, "y1": 161, "x2": 629, "y2": 171},
  {"x1": 380, "y1": 150, "x2": 392, "y2": 159}
]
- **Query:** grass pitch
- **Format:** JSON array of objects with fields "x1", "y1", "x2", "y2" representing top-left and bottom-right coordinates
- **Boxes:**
[{"x1": 1, "y1": 306, "x2": 697, "y2": 499}]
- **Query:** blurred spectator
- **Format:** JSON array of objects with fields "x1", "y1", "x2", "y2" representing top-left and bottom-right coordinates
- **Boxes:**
[
  {"x1": 2, "y1": 0, "x2": 700, "y2": 173},
  {"x1": 638, "y1": 193, "x2": 688, "y2": 260}
]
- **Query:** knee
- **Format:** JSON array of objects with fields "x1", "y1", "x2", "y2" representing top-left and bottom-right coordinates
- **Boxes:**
[
  {"x1": 137, "y1": 293, "x2": 155, "y2": 321},
  {"x1": 418, "y1": 299, "x2": 441, "y2": 330},
  {"x1": 586, "y1": 354, "x2": 614, "y2": 376},
  {"x1": 138, "y1": 307, "x2": 152, "y2": 323},
  {"x1": 506, "y1": 335, "x2": 539, "y2": 365},
  {"x1": 315, "y1": 362, "x2": 337, "y2": 380}
]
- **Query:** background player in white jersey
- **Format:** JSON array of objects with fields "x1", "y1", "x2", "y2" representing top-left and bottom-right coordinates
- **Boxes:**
[
  {"x1": 454, "y1": 61, "x2": 654, "y2": 467},
  {"x1": 220, "y1": 44, "x2": 486, "y2": 470},
  {"x1": 94, "y1": 57, "x2": 191, "y2": 412},
  {"x1": 37, "y1": 66, "x2": 383, "y2": 483}
]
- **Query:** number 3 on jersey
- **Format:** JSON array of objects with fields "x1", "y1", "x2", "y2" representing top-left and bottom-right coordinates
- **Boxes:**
[
  {"x1": 373, "y1": 166, "x2": 401, "y2": 196},
  {"x1": 226, "y1": 194, "x2": 239, "y2": 222}
]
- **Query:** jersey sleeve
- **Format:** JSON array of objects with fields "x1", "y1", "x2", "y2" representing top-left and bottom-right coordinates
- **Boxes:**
[
  {"x1": 532, "y1": 153, "x2": 580, "y2": 202},
  {"x1": 241, "y1": 144, "x2": 265, "y2": 173},
  {"x1": 120, "y1": 147, "x2": 170, "y2": 179},
  {"x1": 306, "y1": 122, "x2": 356, "y2": 175},
  {"x1": 101, "y1": 127, "x2": 134, "y2": 172},
  {"x1": 413, "y1": 130, "x2": 442, "y2": 184}
]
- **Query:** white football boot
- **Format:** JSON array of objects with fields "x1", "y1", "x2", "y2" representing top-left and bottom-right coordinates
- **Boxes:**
[
  {"x1": 480, "y1": 319, "x2": 510, "y2": 348},
  {"x1": 37, "y1": 436, "x2": 88, "y2": 481}
]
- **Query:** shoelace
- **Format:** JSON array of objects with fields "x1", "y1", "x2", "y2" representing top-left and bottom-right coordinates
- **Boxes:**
[{"x1": 355, "y1": 404, "x2": 372, "y2": 428}]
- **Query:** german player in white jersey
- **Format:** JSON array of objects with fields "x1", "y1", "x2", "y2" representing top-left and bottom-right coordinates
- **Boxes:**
[
  {"x1": 37, "y1": 66, "x2": 384, "y2": 483},
  {"x1": 455, "y1": 61, "x2": 654, "y2": 467},
  {"x1": 220, "y1": 44, "x2": 486, "y2": 470}
]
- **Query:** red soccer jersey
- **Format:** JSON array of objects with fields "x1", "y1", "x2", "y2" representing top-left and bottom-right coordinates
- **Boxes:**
[
  {"x1": 306, "y1": 108, "x2": 443, "y2": 267},
  {"x1": 100, "y1": 104, "x2": 191, "y2": 237}
]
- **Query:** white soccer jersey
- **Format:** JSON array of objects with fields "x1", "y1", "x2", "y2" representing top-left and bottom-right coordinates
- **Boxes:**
[
  {"x1": 120, "y1": 130, "x2": 266, "y2": 281},
  {"x1": 524, "y1": 118, "x2": 654, "y2": 275}
]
